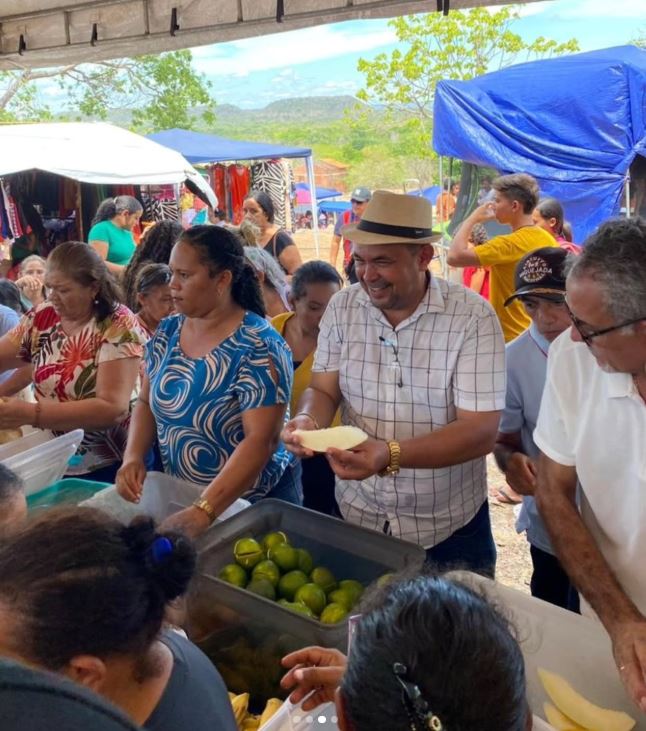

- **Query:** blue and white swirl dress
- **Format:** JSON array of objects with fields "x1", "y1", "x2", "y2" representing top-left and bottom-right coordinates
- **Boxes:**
[{"x1": 147, "y1": 311, "x2": 294, "y2": 498}]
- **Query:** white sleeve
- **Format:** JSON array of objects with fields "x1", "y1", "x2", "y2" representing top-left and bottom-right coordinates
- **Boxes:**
[
  {"x1": 533, "y1": 337, "x2": 576, "y2": 466},
  {"x1": 312, "y1": 295, "x2": 342, "y2": 373}
]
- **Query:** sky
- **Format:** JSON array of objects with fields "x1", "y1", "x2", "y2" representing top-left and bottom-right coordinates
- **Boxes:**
[{"x1": 185, "y1": 0, "x2": 645, "y2": 109}]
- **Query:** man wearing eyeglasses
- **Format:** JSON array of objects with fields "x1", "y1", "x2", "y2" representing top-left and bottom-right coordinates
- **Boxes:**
[
  {"x1": 329, "y1": 187, "x2": 371, "y2": 276},
  {"x1": 533, "y1": 217, "x2": 646, "y2": 711}
]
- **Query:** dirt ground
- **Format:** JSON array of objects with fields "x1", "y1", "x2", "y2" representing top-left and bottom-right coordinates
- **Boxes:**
[{"x1": 293, "y1": 227, "x2": 533, "y2": 594}]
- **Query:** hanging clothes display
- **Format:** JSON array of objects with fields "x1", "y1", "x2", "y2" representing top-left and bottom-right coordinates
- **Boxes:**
[
  {"x1": 250, "y1": 160, "x2": 293, "y2": 230},
  {"x1": 227, "y1": 164, "x2": 250, "y2": 224},
  {"x1": 142, "y1": 185, "x2": 180, "y2": 224},
  {"x1": 209, "y1": 165, "x2": 227, "y2": 216}
]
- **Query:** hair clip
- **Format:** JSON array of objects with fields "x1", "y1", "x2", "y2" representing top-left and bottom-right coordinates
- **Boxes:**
[
  {"x1": 151, "y1": 536, "x2": 173, "y2": 563},
  {"x1": 393, "y1": 663, "x2": 443, "y2": 731}
]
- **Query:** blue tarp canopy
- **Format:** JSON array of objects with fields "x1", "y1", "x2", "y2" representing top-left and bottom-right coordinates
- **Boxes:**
[
  {"x1": 408, "y1": 186, "x2": 442, "y2": 203},
  {"x1": 295, "y1": 182, "x2": 343, "y2": 201},
  {"x1": 319, "y1": 200, "x2": 351, "y2": 214},
  {"x1": 433, "y1": 45, "x2": 646, "y2": 242},
  {"x1": 147, "y1": 129, "x2": 312, "y2": 164}
]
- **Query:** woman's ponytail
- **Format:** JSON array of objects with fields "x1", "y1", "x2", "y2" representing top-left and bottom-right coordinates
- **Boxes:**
[{"x1": 232, "y1": 261, "x2": 266, "y2": 318}]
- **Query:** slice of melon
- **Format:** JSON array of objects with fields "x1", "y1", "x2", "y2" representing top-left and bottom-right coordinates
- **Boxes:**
[
  {"x1": 292, "y1": 425, "x2": 369, "y2": 452},
  {"x1": 544, "y1": 702, "x2": 586, "y2": 731},
  {"x1": 538, "y1": 668, "x2": 635, "y2": 731}
]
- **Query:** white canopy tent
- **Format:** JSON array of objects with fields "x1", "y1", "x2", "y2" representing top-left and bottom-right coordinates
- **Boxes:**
[
  {"x1": 0, "y1": 121, "x2": 217, "y2": 207},
  {"x1": 0, "y1": 0, "x2": 539, "y2": 70}
]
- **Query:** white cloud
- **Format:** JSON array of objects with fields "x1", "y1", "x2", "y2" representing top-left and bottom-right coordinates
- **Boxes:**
[
  {"x1": 515, "y1": 1, "x2": 555, "y2": 17},
  {"x1": 191, "y1": 23, "x2": 397, "y2": 76},
  {"x1": 542, "y1": 0, "x2": 646, "y2": 18}
]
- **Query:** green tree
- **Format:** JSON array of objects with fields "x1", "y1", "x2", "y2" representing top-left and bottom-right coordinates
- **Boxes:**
[
  {"x1": 0, "y1": 50, "x2": 215, "y2": 131},
  {"x1": 357, "y1": 6, "x2": 580, "y2": 170}
]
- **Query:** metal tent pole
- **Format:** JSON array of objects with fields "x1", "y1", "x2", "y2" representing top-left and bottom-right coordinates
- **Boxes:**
[{"x1": 306, "y1": 154, "x2": 320, "y2": 258}]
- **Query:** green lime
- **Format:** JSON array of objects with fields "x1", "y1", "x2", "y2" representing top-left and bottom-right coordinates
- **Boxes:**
[
  {"x1": 310, "y1": 566, "x2": 337, "y2": 594},
  {"x1": 294, "y1": 583, "x2": 327, "y2": 616},
  {"x1": 268, "y1": 543, "x2": 299, "y2": 572},
  {"x1": 246, "y1": 578, "x2": 276, "y2": 601},
  {"x1": 262, "y1": 531, "x2": 289, "y2": 552},
  {"x1": 338, "y1": 579, "x2": 364, "y2": 603},
  {"x1": 278, "y1": 570, "x2": 309, "y2": 601},
  {"x1": 251, "y1": 559, "x2": 281, "y2": 588},
  {"x1": 328, "y1": 588, "x2": 355, "y2": 611},
  {"x1": 218, "y1": 563, "x2": 248, "y2": 588},
  {"x1": 320, "y1": 602, "x2": 349, "y2": 624},
  {"x1": 233, "y1": 537, "x2": 264, "y2": 570},
  {"x1": 296, "y1": 548, "x2": 314, "y2": 575},
  {"x1": 281, "y1": 601, "x2": 315, "y2": 618},
  {"x1": 376, "y1": 573, "x2": 395, "y2": 588}
]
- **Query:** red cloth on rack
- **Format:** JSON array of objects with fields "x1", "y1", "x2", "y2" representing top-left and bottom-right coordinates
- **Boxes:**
[
  {"x1": 210, "y1": 165, "x2": 227, "y2": 215},
  {"x1": 227, "y1": 165, "x2": 250, "y2": 224}
]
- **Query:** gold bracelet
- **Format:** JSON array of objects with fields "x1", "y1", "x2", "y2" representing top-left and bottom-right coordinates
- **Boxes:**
[
  {"x1": 379, "y1": 441, "x2": 401, "y2": 477},
  {"x1": 192, "y1": 498, "x2": 217, "y2": 524},
  {"x1": 295, "y1": 411, "x2": 320, "y2": 430}
]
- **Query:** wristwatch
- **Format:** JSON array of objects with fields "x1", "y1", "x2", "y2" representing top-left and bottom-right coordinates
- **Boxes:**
[
  {"x1": 379, "y1": 440, "x2": 401, "y2": 477},
  {"x1": 192, "y1": 497, "x2": 217, "y2": 524}
]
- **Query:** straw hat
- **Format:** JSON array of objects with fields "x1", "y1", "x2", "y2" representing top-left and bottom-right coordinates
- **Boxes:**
[{"x1": 342, "y1": 190, "x2": 441, "y2": 245}]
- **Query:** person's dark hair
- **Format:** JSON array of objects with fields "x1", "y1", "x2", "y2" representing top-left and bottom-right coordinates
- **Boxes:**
[
  {"x1": 442, "y1": 178, "x2": 454, "y2": 192},
  {"x1": 493, "y1": 173, "x2": 540, "y2": 214},
  {"x1": 246, "y1": 190, "x2": 275, "y2": 223},
  {"x1": 0, "y1": 280, "x2": 26, "y2": 314},
  {"x1": 123, "y1": 220, "x2": 183, "y2": 311},
  {"x1": 291, "y1": 260, "x2": 342, "y2": 300},
  {"x1": 562, "y1": 221, "x2": 574, "y2": 243},
  {"x1": 0, "y1": 508, "x2": 196, "y2": 673},
  {"x1": 48, "y1": 242, "x2": 123, "y2": 321},
  {"x1": 0, "y1": 464, "x2": 23, "y2": 505},
  {"x1": 568, "y1": 216, "x2": 646, "y2": 322},
  {"x1": 180, "y1": 225, "x2": 266, "y2": 317},
  {"x1": 469, "y1": 223, "x2": 489, "y2": 246},
  {"x1": 134, "y1": 263, "x2": 171, "y2": 299},
  {"x1": 91, "y1": 196, "x2": 143, "y2": 227},
  {"x1": 341, "y1": 574, "x2": 527, "y2": 731},
  {"x1": 536, "y1": 198, "x2": 565, "y2": 236}
]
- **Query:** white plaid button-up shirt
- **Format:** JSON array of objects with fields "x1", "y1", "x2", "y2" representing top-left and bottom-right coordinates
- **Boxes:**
[{"x1": 313, "y1": 277, "x2": 506, "y2": 548}]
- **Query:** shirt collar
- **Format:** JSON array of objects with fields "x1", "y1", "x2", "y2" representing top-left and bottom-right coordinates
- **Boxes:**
[
  {"x1": 604, "y1": 370, "x2": 636, "y2": 399},
  {"x1": 529, "y1": 322, "x2": 551, "y2": 353}
]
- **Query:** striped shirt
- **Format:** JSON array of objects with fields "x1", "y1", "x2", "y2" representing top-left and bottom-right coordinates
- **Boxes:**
[{"x1": 313, "y1": 277, "x2": 506, "y2": 548}]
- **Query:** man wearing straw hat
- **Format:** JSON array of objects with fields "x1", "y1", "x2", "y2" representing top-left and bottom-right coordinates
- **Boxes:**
[{"x1": 283, "y1": 190, "x2": 506, "y2": 575}]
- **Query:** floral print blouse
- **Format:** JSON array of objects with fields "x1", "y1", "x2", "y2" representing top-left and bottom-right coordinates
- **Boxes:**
[{"x1": 10, "y1": 303, "x2": 146, "y2": 474}]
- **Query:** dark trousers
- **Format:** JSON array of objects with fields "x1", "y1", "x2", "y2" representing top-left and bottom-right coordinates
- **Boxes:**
[
  {"x1": 425, "y1": 501, "x2": 497, "y2": 578},
  {"x1": 530, "y1": 544, "x2": 580, "y2": 613}
]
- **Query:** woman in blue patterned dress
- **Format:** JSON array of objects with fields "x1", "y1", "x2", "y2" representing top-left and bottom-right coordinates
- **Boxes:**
[{"x1": 116, "y1": 225, "x2": 301, "y2": 538}]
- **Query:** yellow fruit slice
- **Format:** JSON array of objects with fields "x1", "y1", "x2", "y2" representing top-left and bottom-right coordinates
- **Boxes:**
[
  {"x1": 231, "y1": 692, "x2": 250, "y2": 726},
  {"x1": 242, "y1": 717, "x2": 260, "y2": 731},
  {"x1": 544, "y1": 702, "x2": 586, "y2": 731},
  {"x1": 293, "y1": 425, "x2": 368, "y2": 452},
  {"x1": 259, "y1": 698, "x2": 283, "y2": 726},
  {"x1": 538, "y1": 668, "x2": 635, "y2": 731}
]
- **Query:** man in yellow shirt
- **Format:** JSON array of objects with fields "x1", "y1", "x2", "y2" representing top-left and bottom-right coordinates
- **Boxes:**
[{"x1": 448, "y1": 173, "x2": 557, "y2": 342}]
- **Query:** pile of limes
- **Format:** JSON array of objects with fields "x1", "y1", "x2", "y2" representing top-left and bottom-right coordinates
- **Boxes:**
[{"x1": 218, "y1": 531, "x2": 365, "y2": 623}]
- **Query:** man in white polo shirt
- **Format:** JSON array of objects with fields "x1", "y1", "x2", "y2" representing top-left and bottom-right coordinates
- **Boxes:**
[
  {"x1": 283, "y1": 190, "x2": 506, "y2": 577},
  {"x1": 534, "y1": 217, "x2": 646, "y2": 711}
]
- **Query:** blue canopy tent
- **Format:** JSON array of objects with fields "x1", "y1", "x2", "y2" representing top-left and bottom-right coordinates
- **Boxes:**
[
  {"x1": 433, "y1": 45, "x2": 646, "y2": 242},
  {"x1": 147, "y1": 128, "x2": 320, "y2": 254},
  {"x1": 294, "y1": 182, "x2": 343, "y2": 203},
  {"x1": 408, "y1": 186, "x2": 442, "y2": 203}
]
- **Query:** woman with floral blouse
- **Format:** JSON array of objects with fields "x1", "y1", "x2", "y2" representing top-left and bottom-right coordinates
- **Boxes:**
[{"x1": 0, "y1": 242, "x2": 146, "y2": 482}]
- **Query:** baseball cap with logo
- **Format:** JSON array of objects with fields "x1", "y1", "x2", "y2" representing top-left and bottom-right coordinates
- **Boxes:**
[
  {"x1": 350, "y1": 187, "x2": 372, "y2": 203},
  {"x1": 504, "y1": 247, "x2": 569, "y2": 306}
]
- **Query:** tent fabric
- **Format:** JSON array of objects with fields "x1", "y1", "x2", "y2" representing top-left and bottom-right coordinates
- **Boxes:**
[
  {"x1": 0, "y1": 122, "x2": 217, "y2": 207},
  {"x1": 433, "y1": 45, "x2": 646, "y2": 242},
  {"x1": 0, "y1": 0, "x2": 525, "y2": 71},
  {"x1": 319, "y1": 200, "x2": 351, "y2": 214},
  {"x1": 295, "y1": 182, "x2": 342, "y2": 204},
  {"x1": 408, "y1": 186, "x2": 442, "y2": 203},
  {"x1": 147, "y1": 129, "x2": 311, "y2": 164}
]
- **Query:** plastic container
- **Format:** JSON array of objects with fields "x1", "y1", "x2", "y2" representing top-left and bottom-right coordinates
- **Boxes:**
[
  {"x1": 0, "y1": 429, "x2": 84, "y2": 496},
  {"x1": 449, "y1": 571, "x2": 644, "y2": 730},
  {"x1": 27, "y1": 478, "x2": 111, "y2": 511},
  {"x1": 187, "y1": 500, "x2": 425, "y2": 709},
  {"x1": 81, "y1": 471, "x2": 250, "y2": 530}
]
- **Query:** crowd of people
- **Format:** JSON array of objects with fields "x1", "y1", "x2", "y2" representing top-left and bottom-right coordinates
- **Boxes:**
[{"x1": 0, "y1": 171, "x2": 644, "y2": 728}]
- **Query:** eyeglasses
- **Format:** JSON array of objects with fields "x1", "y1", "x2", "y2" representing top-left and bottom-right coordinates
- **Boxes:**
[
  {"x1": 564, "y1": 300, "x2": 645, "y2": 346},
  {"x1": 379, "y1": 336, "x2": 403, "y2": 388}
]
